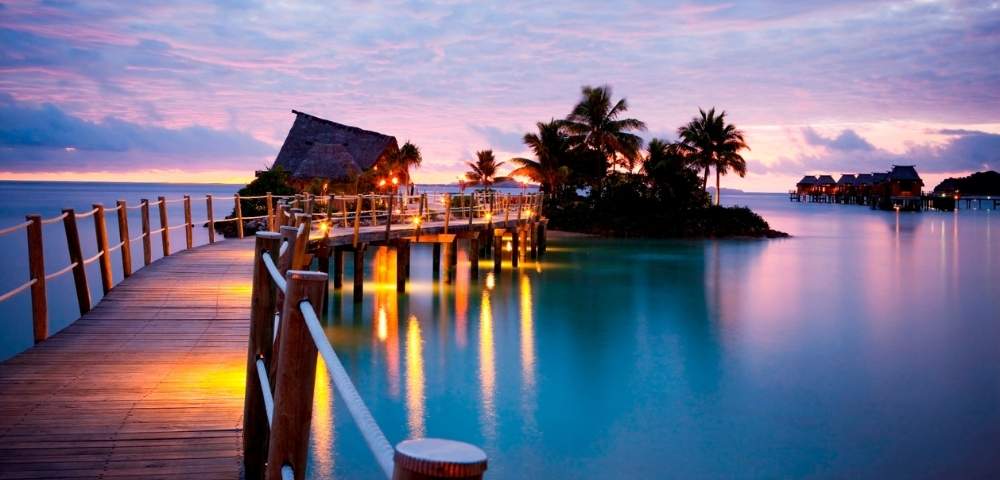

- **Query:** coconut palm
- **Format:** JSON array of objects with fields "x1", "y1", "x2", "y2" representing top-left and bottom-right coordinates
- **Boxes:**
[
  {"x1": 395, "y1": 141, "x2": 423, "y2": 185},
  {"x1": 465, "y1": 150, "x2": 506, "y2": 190},
  {"x1": 561, "y1": 85, "x2": 647, "y2": 172},
  {"x1": 509, "y1": 120, "x2": 572, "y2": 194},
  {"x1": 677, "y1": 107, "x2": 749, "y2": 204}
]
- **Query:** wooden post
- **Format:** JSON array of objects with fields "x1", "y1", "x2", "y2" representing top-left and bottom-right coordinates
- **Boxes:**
[
  {"x1": 392, "y1": 438, "x2": 488, "y2": 480},
  {"x1": 517, "y1": 193, "x2": 523, "y2": 223},
  {"x1": 92, "y1": 204, "x2": 113, "y2": 294},
  {"x1": 183, "y1": 195, "x2": 193, "y2": 250},
  {"x1": 340, "y1": 197, "x2": 348, "y2": 228},
  {"x1": 235, "y1": 194, "x2": 245, "y2": 239},
  {"x1": 385, "y1": 190, "x2": 395, "y2": 242},
  {"x1": 157, "y1": 196, "x2": 170, "y2": 257},
  {"x1": 25, "y1": 215, "x2": 48, "y2": 343},
  {"x1": 468, "y1": 193, "x2": 475, "y2": 227},
  {"x1": 504, "y1": 194, "x2": 511, "y2": 224},
  {"x1": 447, "y1": 238, "x2": 458, "y2": 283},
  {"x1": 265, "y1": 270, "x2": 327, "y2": 480},
  {"x1": 116, "y1": 200, "x2": 132, "y2": 277},
  {"x1": 266, "y1": 192, "x2": 274, "y2": 231},
  {"x1": 469, "y1": 234, "x2": 480, "y2": 279},
  {"x1": 243, "y1": 232, "x2": 281, "y2": 480},
  {"x1": 353, "y1": 243, "x2": 367, "y2": 304},
  {"x1": 278, "y1": 226, "x2": 300, "y2": 275},
  {"x1": 511, "y1": 227, "x2": 520, "y2": 268},
  {"x1": 352, "y1": 196, "x2": 362, "y2": 247},
  {"x1": 370, "y1": 194, "x2": 377, "y2": 226},
  {"x1": 432, "y1": 243, "x2": 441, "y2": 278},
  {"x1": 140, "y1": 199, "x2": 152, "y2": 266},
  {"x1": 444, "y1": 193, "x2": 451, "y2": 234},
  {"x1": 415, "y1": 194, "x2": 425, "y2": 240},
  {"x1": 493, "y1": 231, "x2": 502, "y2": 276},
  {"x1": 396, "y1": 239, "x2": 409, "y2": 293},
  {"x1": 333, "y1": 247, "x2": 344, "y2": 289},
  {"x1": 206, "y1": 195, "x2": 216, "y2": 244},
  {"x1": 62, "y1": 209, "x2": 91, "y2": 315}
]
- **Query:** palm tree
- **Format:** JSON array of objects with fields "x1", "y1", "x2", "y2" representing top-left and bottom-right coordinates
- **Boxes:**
[
  {"x1": 465, "y1": 150, "x2": 506, "y2": 190},
  {"x1": 375, "y1": 141, "x2": 422, "y2": 186},
  {"x1": 677, "y1": 107, "x2": 749, "y2": 205},
  {"x1": 509, "y1": 120, "x2": 572, "y2": 194},
  {"x1": 561, "y1": 85, "x2": 647, "y2": 172}
]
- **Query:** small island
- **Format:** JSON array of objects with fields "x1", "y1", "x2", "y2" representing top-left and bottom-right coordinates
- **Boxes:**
[{"x1": 226, "y1": 85, "x2": 786, "y2": 239}]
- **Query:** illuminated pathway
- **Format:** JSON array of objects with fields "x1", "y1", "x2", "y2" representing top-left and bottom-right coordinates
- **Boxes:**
[{"x1": 0, "y1": 239, "x2": 254, "y2": 479}]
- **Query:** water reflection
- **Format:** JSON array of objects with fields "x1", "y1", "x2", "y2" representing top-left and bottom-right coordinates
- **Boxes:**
[
  {"x1": 478, "y1": 288, "x2": 496, "y2": 441},
  {"x1": 372, "y1": 247, "x2": 400, "y2": 398},
  {"x1": 405, "y1": 314, "x2": 425, "y2": 438},
  {"x1": 519, "y1": 275, "x2": 535, "y2": 390},
  {"x1": 311, "y1": 359, "x2": 334, "y2": 478}
]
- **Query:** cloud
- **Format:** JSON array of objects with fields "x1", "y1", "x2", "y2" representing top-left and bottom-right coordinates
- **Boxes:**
[
  {"x1": 802, "y1": 128, "x2": 874, "y2": 151},
  {"x1": 467, "y1": 124, "x2": 526, "y2": 153},
  {"x1": 754, "y1": 128, "x2": 999, "y2": 175},
  {"x1": 0, "y1": 94, "x2": 273, "y2": 171}
]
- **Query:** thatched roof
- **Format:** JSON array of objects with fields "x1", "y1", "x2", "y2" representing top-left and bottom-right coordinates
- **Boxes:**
[
  {"x1": 272, "y1": 110, "x2": 398, "y2": 181},
  {"x1": 797, "y1": 175, "x2": 818, "y2": 186},
  {"x1": 837, "y1": 174, "x2": 857, "y2": 185},
  {"x1": 889, "y1": 165, "x2": 922, "y2": 182},
  {"x1": 856, "y1": 173, "x2": 874, "y2": 185},
  {"x1": 816, "y1": 175, "x2": 837, "y2": 185}
]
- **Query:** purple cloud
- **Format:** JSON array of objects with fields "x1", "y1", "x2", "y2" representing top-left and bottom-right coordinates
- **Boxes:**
[{"x1": 802, "y1": 128, "x2": 874, "y2": 151}]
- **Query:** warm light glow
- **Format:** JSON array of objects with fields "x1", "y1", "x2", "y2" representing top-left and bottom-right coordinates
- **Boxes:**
[
  {"x1": 523, "y1": 209, "x2": 532, "y2": 217},
  {"x1": 479, "y1": 289, "x2": 496, "y2": 440},
  {"x1": 377, "y1": 306, "x2": 388, "y2": 342},
  {"x1": 412, "y1": 216, "x2": 421, "y2": 225},
  {"x1": 519, "y1": 275, "x2": 535, "y2": 389},
  {"x1": 379, "y1": 179, "x2": 387, "y2": 187},
  {"x1": 485, "y1": 272, "x2": 495, "y2": 290},
  {"x1": 504, "y1": 241, "x2": 512, "y2": 252},
  {"x1": 311, "y1": 359, "x2": 335, "y2": 478},
  {"x1": 485, "y1": 212, "x2": 493, "y2": 221},
  {"x1": 391, "y1": 177, "x2": 399, "y2": 186},
  {"x1": 318, "y1": 221, "x2": 330, "y2": 234},
  {"x1": 405, "y1": 314, "x2": 425, "y2": 438}
]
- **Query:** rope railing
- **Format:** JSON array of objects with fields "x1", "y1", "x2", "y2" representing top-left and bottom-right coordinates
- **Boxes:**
[
  {"x1": 81, "y1": 250, "x2": 104, "y2": 266},
  {"x1": 0, "y1": 220, "x2": 31, "y2": 237},
  {"x1": 0, "y1": 279, "x2": 36, "y2": 303},
  {"x1": 41, "y1": 212, "x2": 67, "y2": 225},
  {"x1": 44, "y1": 262, "x2": 78, "y2": 281}
]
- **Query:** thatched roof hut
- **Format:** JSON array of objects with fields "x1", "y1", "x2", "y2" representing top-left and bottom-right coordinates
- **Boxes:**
[
  {"x1": 272, "y1": 110, "x2": 398, "y2": 182},
  {"x1": 836, "y1": 174, "x2": 857, "y2": 186}
]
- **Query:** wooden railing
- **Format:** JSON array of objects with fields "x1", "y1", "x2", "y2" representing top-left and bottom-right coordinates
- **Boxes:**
[
  {"x1": 244, "y1": 214, "x2": 491, "y2": 480},
  {"x1": 0, "y1": 193, "x2": 294, "y2": 345}
]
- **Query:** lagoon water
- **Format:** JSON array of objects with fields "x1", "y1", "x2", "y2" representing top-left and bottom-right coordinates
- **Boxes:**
[{"x1": 0, "y1": 183, "x2": 998, "y2": 477}]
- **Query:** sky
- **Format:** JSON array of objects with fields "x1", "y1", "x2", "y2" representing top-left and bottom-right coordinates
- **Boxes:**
[{"x1": 1, "y1": 0, "x2": 998, "y2": 191}]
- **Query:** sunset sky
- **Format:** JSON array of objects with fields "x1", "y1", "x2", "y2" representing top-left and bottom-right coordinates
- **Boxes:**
[{"x1": 1, "y1": 0, "x2": 998, "y2": 191}]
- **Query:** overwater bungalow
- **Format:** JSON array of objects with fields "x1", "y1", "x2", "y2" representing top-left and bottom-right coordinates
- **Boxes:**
[
  {"x1": 270, "y1": 110, "x2": 399, "y2": 190},
  {"x1": 791, "y1": 165, "x2": 928, "y2": 210},
  {"x1": 796, "y1": 175, "x2": 818, "y2": 196}
]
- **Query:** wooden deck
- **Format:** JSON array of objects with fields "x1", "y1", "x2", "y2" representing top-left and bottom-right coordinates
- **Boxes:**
[{"x1": 0, "y1": 238, "x2": 255, "y2": 479}]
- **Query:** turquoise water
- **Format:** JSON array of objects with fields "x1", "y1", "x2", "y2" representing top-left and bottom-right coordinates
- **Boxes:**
[
  {"x1": 1, "y1": 183, "x2": 997, "y2": 477},
  {"x1": 311, "y1": 194, "x2": 999, "y2": 478}
]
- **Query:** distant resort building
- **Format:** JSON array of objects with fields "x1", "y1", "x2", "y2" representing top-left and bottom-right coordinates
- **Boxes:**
[
  {"x1": 791, "y1": 165, "x2": 925, "y2": 210},
  {"x1": 269, "y1": 110, "x2": 399, "y2": 189}
]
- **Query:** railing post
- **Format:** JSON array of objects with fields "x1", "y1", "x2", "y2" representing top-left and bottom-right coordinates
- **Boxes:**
[
  {"x1": 183, "y1": 195, "x2": 193, "y2": 250},
  {"x1": 352, "y1": 196, "x2": 362, "y2": 248},
  {"x1": 157, "y1": 196, "x2": 170, "y2": 256},
  {"x1": 25, "y1": 215, "x2": 47, "y2": 343},
  {"x1": 235, "y1": 194, "x2": 245, "y2": 239},
  {"x1": 370, "y1": 194, "x2": 377, "y2": 226},
  {"x1": 140, "y1": 199, "x2": 152, "y2": 266},
  {"x1": 444, "y1": 193, "x2": 451, "y2": 234},
  {"x1": 385, "y1": 190, "x2": 395, "y2": 242},
  {"x1": 62, "y1": 209, "x2": 91, "y2": 315},
  {"x1": 392, "y1": 438, "x2": 488, "y2": 480},
  {"x1": 266, "y1": 192, "x2": 274, "y2": 232},
  {"x1": 265, "y1": 270, "x2": 327, "y2": 480},
  {"x1": 243, "y1": 232, "x2": 282, "y2": 480},
  {"x1": 206, "y1": 195, "x2": 216, "y2": 244},
  {"x1": 92, "y1": 204, "x2": 113, "y2": 294},
  {"x1": 468, "y1": 193, "x2": 475, "y2": 227},
  {"x1": 116, "y1": 200, "x2": 132, "y2": 277}
]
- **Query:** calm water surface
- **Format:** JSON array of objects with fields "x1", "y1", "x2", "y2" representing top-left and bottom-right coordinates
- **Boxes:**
[{"x1": 310, "y1": 193, "x2": 999, "y2": 479}]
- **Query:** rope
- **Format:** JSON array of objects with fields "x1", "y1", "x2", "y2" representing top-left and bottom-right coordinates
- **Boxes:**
[
  {"x1": 74, "y1": 207, "x2": 100, "y2": 219},
  {"x1": 126, "y1": 203, "x2": 144, "y2": 210},
  {"x1": 130, "y1": 233, "x2": 146, "y2": 243},
  {"x1": 104, "y1": 205, "x2": 121, "y2": 213},
  {"x1": 168, "y1": 222, "x2": 189, "y2": 230},
  {"x1": 82, "y1": 250, "x2": 104, "y2": 266},
  {"x1": 299, "y1": 300, "x2": 395, "y2": 478},
  {"x1": 0, "y1": 220, "x2": 31, "y2": 237},
  {"x1": 262, "y1": 253, "x2": 287, "y2": 293},
  {"x1": 149, "y1": 227, "x2": 165, "y2": 235},
  {"x1": 256, "y1": 358, "x2": 274, "y2": 426},
  {"x1": 45, "y1": 262, "x2": 77, "y2": 281},
  {"x1": 163, "y1": 197, "x2": 187, "y2": 204},
  {"x1": 107, "y1": 240, "x2": 125, "y2": 252},
  {"x1": 242, "y1": 215, "x2": 268, "y2": 220},
  {"x1": 239, "y1": 195, "x2": 269, "y2": 200},
  {"x1": 41, "y1": 212, "x2": 68, "y2": 225},
  {"x1": 0, "y1": 279, "x2": 37, "y2": 303}
]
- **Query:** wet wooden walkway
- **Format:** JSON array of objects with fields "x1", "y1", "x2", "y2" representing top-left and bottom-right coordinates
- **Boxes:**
[{"x1": 0, "y1": 238, "x2": 255, "y2": 479}]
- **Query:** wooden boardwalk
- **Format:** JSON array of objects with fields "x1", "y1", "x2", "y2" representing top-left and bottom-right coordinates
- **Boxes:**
[{"x1": 0, "y1": 238, "x2": 255, "y2": 479}]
